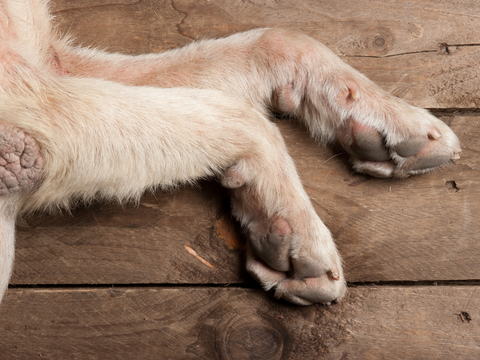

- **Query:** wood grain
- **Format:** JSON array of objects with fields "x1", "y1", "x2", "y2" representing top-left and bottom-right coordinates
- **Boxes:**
[
  {"x1": 13, "y1": 185, "x2": 247, "y2": 285},
  {"x1": 50, "y1": 0, "x2": 480, "y2": 108},
  {"x1": 328, "y1": 286, "x2": 480, "y2": 360},
  {"x1": 12, "y1": 115, "x2": 479, "y2": 284},
  {"x1": 1, "y1": 286, "x2": 479, "y2": 359}
]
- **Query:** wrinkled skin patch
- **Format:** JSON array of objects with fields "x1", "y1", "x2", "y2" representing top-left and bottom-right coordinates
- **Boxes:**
[{"x1": 0, "y1": 123, "x2": 44, "y2": 195}]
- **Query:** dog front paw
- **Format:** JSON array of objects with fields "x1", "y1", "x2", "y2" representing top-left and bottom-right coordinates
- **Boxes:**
[
  {"x1": 221, "y1": 151, "x2": 346, "y2": 306},
  {"x1": 257, "y1": 30, "x2": 461, "y2": 178},
  {"x1": 337, "y1": 108, "x2": 461, "y2": 178},
  {"x1": 244, "y1": 213, "x2": 346, "y2": 306}
]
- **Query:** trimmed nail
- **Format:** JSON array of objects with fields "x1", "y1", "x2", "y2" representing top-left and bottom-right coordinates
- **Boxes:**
[{"x1": 329, "y1": 270, "x2": 340, "y2": 281}]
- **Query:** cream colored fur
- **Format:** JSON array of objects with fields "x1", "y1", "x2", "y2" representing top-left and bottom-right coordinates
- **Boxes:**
[{"x1": 0, "y1": 0, "x2": 461, "y2": 306}]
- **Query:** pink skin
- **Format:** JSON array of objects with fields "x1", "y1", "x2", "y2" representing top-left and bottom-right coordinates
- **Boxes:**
[
  {"x1": 48, "y1": 47, "x2": 69, "y2": 76},
  {"x1": 0, "y1": 124, "x2": 44, "y2": 195}
]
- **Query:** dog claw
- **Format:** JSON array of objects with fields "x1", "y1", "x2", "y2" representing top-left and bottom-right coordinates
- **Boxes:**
[{"x1": 329, "y1": 269, "x2": 340, "y2": 280}]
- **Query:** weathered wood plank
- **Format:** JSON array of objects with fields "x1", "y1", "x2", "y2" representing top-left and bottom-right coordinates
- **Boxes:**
[
  {"x1": 0, "y1": 286, "x2": 479, "y2": 359},
  {"x1": 12, "y1": 116, "x2": 479, "y2": 284},
  {"x1": 50, "y1": 0, "x2": 480, "y2": 55},
  {"x1": 50, "y1": 0, "x2": 480, "y2": 108},
  {"x1": 329, "y1": 286, "x2": 480, "y2": 359},
  {"x1": 13, "y1": 185, "x2": 247, "y2": 285}
]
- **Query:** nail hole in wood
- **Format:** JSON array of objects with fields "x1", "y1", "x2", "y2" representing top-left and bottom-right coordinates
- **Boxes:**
[
  {"x1": 445, "y1": 180, "x2": 459, "y2": 193},
  {"x1": 457, "y1": 311, "x2": 472, "y2": 323},
  {"x1": 438, "y1": 43, "x2": 450, "y2": 55}
]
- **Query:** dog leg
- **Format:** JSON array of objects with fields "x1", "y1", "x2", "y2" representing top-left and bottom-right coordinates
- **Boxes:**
[
  {"x1": 219, "y1": 122, "x2": 346, "y2": 305},
  {"x1": 0, "y1": 26, "x2": 346, "y2": 304},
  {"x1": 49, "y1": 28, "x2": 460, "y2": 178},
  {"x1": 6, "y1": 1, "x2": 460, "y2": 177}
]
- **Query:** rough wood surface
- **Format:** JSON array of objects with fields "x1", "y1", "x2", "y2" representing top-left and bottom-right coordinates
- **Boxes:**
[
  {"x1": 12, "y1": 115, "x2": 479, "y2": 284},
  {"x1": 14, "y1": 185, "x2": 247, "y2": 285},
  {"x1": 1, "y1": 286, "x2": 479, "y2": 359},
  {"x1": 3, "y1": 1, "x2": 480, "y2": 358},
  {"x1": 50, "y1": 0, "x2": 480, "y2": 108}
]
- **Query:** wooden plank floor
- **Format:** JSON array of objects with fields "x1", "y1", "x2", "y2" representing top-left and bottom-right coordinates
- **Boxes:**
[
  {"x1": 2, "y1": 286, "x2": 480, "y2": 359},
  {"x1": 2, "y1": 0, "x2": 480, "y2": 358}
]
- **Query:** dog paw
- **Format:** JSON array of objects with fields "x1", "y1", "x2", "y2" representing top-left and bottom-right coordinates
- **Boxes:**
[
  {"x1": 316, "y1": 73, "x2": 461, "y2": 178},
  {"x1": 221, "y1": 158, "x2": 346, "y2": 305},
  {"x1": 245, "y1": 218, "x2": 347, "y2": 306},
  {"x1": 259, "y1": 30, "x2": 460, "y2": 178},
  {"x1": 336, "y1": 107, "x2": 461, "y2": 178}
]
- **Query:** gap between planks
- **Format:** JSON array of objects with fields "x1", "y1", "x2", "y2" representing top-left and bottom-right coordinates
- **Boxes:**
[{"x1": 9, "y1": 279, "x2": 480, "y2": 290}]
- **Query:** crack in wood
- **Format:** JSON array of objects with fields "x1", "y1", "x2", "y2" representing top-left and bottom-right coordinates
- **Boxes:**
[
  {"x1": 342, "y1": 49, "x2": 437, "y2": 59},
  {"x1": 429, "y1": 108, "x2": 480, "y2": 115},
  {"x1": 10, "y1": 279, "x2": 480, "y2": 290},
  {"x1": 343, "y1": 43, "x2": 480, "y2": 59},
  {"x1": 448, "y1": 43, "x2": 480, "y2": 47},
  {"x1": 170, "y1": 0, "x2": 196, "y2": 41}
]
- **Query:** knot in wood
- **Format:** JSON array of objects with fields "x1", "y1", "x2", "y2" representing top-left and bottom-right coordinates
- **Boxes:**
[
  {"x1": 362, "y1": 28, "x2": 394, "y2": 55},
  {"x1": 215, "y1": 311, "x2": 287, "y2": 360},
  {"x1": 374, "y1": 36, "x2": 385, "y2": 47}
]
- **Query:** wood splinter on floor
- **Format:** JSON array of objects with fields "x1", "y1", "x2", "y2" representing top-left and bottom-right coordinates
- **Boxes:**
[{"x1": 184, "y1": 245, "x2": 217, "y2": 269}]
